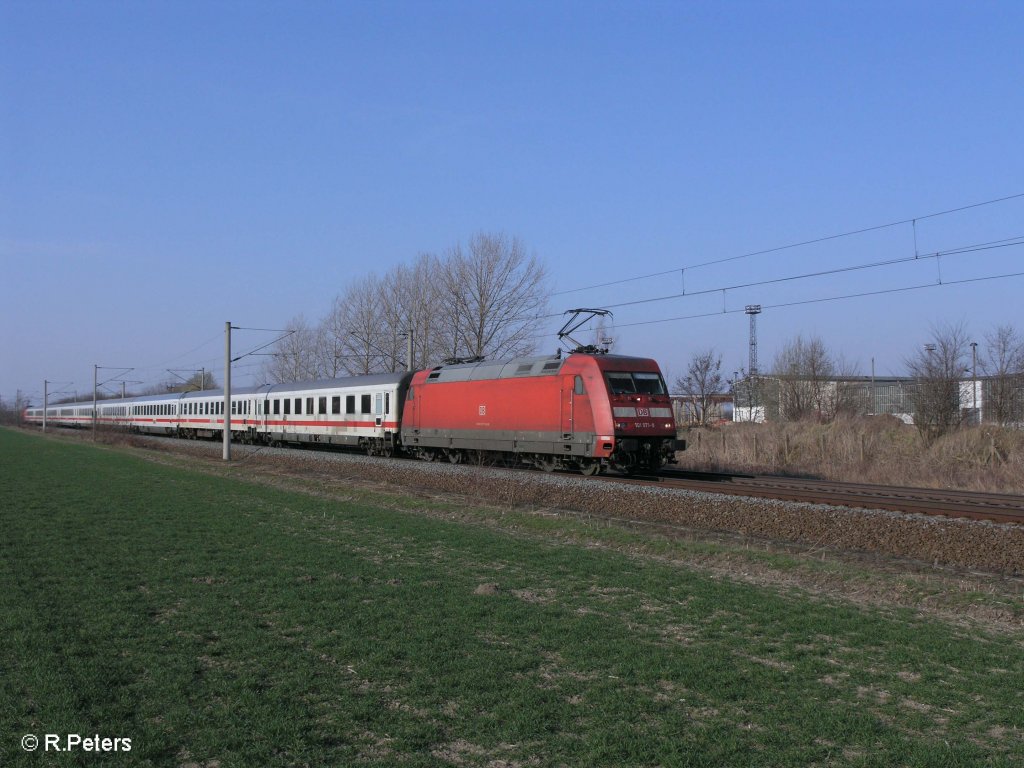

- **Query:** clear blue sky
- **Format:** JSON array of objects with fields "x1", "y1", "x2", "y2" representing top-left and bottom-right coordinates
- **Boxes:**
[{"x1": 3, "y1": 0, "x2": 1023, "y2": 403}]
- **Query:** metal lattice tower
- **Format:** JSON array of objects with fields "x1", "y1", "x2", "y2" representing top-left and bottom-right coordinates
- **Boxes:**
[{"x1": 745, "y1": 305, "x2": 762, "y2": 375}]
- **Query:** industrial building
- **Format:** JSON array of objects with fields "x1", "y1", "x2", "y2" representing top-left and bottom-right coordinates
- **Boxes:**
[{"x1": 730, "y1": 374, "x2": 1022, "y2": 426}]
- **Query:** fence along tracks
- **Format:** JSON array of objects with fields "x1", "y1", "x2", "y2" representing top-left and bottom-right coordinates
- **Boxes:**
[{"x1": 612, "y1": 470, "x2": 1024, "y2": 526}]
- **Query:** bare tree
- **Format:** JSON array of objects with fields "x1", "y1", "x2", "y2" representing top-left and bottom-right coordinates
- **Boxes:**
[
  {"x1": 336, "y1": 276, "x2": 392, "y2": 375},
  {"x1": 379, "y1": 254, "x2": 443, "y2": 371},
  {"x1": 980, "y1": 324, "x2": 1024, "y2": 426},
  {"x1": 905, "y1": 322, "x2": 970, "y2": 442},
  {"x1": 406, "y1": 254, "x2": 448, "y2": 369},
  {"x1": 260, "y1": 315, "x2": 320, "y2": 384},
  {"x1": 773, "y1": 335, "x2": 833, "y2": 421},
  {"x1": 314, "y1": 296, "x2": 352, "y2": 379},
  {"x1": 675, "y1": 348, "x2": 724, "y2": 426},
  {"x1": 437, "y1": 233, "x2": 548, "y2": 361},
  {"x1": 771, "y1": 335, "x2": 860, "y2": 422},
  {"x1": 165, "y1": 371, "x2": 217, "y2": 393},
  {"x1": 259, "y1": 232, "x2": 550, "y2": 381},
  {"x1": 1, "y1": 391, "x2": 29, "y2": 425}
]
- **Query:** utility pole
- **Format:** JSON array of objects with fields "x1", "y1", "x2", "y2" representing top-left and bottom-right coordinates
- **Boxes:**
[
  {"x1": 224, "y1": 321, "x2": 232, "y2": 461},
  {"x1": 970, "y1": 341, "x2": 978, "y2": 425},
  {"x1": 93, "y1": 364, "x2": 98, "y2": 440},
  {"x1": 870, "y1": 357, "x2": 876, "y2": 415},
  {"x1": 43, "y1": 380, "x2": 48, "y2": 433},
  {"x1": 406, "y1": 327, "x2": 414, "y2": 372},
  {"x1": 745, "y1": 305, "x2": 762, "y2": 375},
  {"x1": 744, "y1": 305, "x2": 762, "y2": 421}
]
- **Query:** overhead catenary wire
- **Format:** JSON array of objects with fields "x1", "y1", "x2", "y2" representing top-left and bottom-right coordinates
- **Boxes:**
[
  {"x1": 538, "y1": 235, "x2": 1024, "y2": 319},
  {"x1": 552, "y1": 191, "x2": 1024, "y2": 296},
  {"x1": 608, "y1": 270, "x2": 1024, "y2": 331}
]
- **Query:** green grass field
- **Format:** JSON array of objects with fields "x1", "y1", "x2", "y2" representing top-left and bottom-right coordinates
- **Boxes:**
[{"x1": 1, "y1": 428, "x2": 1022, "y2": 766}]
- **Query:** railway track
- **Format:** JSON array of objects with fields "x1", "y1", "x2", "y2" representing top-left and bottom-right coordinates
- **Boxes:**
[{"x1": 605, "y1": 469, "x2": 1024, "y2": 526}]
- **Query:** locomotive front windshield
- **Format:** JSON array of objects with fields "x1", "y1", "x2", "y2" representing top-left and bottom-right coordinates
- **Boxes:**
[{"x1": 606, "y1": 372, "x2": 667, "y2": 396}]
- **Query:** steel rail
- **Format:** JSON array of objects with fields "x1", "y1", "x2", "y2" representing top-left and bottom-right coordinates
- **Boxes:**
[{"x1": 605, "y1": 470, "x2": 1024, "y2": 526}]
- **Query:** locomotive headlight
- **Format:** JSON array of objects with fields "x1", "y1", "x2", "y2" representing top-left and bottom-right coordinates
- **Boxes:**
[{"x1": 614, "y1": 421, "x2": 626, "y2": 430}]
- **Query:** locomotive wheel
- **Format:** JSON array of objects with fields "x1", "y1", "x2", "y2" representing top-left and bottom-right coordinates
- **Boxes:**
[
  {"x1": 580, "y1": 461, "x2": 601, "y2": 476},
  {"x1": 447, "y1": 450, "x2": 463, "y2": 464},
  {"x1": 538, "y1": 458, "x2": 556, "y2": 473}
]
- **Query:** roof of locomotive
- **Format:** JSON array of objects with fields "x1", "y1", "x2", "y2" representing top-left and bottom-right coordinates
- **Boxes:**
[
  {"x1": 420, "y1": 354, "x2": 564, "y2": 383},
  {"x1": 419, "y1": 352, "x2": 662, "y2": 384}
]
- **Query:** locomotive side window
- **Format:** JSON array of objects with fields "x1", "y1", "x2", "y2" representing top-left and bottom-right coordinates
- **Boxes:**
[{"x1": 574, "y1": 376, "x2": 586, "y2": 395}]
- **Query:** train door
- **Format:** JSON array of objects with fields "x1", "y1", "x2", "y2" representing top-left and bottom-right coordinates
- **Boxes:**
[{"x1": 560, "y1": 375, "x2": 574, "y2": 439}]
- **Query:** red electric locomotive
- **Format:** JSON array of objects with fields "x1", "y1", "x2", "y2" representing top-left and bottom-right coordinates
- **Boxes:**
[{"x1": 400, "y1": 352, "x2": 684, "y2": 474}]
